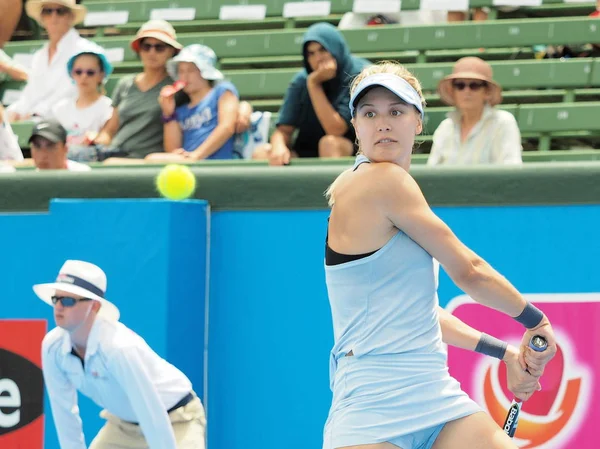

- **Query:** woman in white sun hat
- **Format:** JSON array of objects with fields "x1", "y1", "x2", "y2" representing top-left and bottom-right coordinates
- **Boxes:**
[
  {"x1": 94, "y1": 19, "x2": 187, "y2": 161},
  {"x1": 7, "y1": 0, "x2": 97, "y2": 122},
  {"x1": 427, "y1": 56, "x2": 522, "y2": 166},
  {"x1": 36, "y1": 260, "x2": 206, "y2": 449}
]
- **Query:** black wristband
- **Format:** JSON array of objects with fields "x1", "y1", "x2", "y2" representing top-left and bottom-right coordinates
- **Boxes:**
[
  {"x1": 475, "y1": 333, "x2": 507, "y2": 360},
  {"x1": 514, "y1": 301, "x2": 544, "y2": 329}
]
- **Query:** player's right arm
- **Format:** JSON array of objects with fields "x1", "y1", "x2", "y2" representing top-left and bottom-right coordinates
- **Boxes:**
[
  {"x1": 374, "y1": 163, "x2": 557, "y2": 374},
  {"x1": 438, "y1": 307, "x2": 540, "y2": 400},
  {"x1": 41, "y1": 334, "x2": 86, "y2": 449}
]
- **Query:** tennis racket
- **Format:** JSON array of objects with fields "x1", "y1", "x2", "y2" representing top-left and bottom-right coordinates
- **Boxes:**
[{"x1": 502, "y1": 335, "x2": 548, "y2": 438}]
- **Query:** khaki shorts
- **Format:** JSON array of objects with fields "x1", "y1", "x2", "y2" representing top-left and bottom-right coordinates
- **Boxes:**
[{"x1": 89, "y1": 396, "x2": 206, "y2": 449}]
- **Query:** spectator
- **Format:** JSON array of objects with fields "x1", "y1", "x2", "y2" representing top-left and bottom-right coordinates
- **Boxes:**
[
  {"x1": 93, "y1": 20, "x2": 183, "y2": 161},
  {"x1": 593, "y1": 0, "x2": 600, "y2": 18},
  {"x1": 0, "y1": 49, "x2": 28, "y2": 82},
  {"x1": 427, "y1": 57, "x2": 522, "y2": 166},
  {"x1": 448, "y1": 8, "x2": 489, "y2": 22},
  {"x1": 538, "y1": 2, "x2": 600, "y2": 58},
  {"x1": 338, "y1": 10, "x2": 446, "y2": 29},
  {"x1": 0, "y1": 105, "x2": 24, "y2": 162},
  {"x1": 28, "y1": 118, "x2": 91, "y2": 170},
  {"x1": 146, "y1": 44, "x2": 240, "y2": 162},
  {"x1": 253, "y1": 22, "x2": 369, "y2": 165},
  {"x1": 7, "y1": 0, "x2": 96, "y2": 121},
  {"x1": 52, "y1": 49, "x2": 113, "y2": 161}
]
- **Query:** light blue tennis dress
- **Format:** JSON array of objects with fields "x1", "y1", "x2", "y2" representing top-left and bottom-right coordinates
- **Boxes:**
[{"x1": 322, "y1": 155, "x2": 480, "y2": 449}]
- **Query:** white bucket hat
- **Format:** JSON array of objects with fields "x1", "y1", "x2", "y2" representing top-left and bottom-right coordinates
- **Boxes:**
[
  {"x1": 26, "y1": 0, "x2": 87, "y2": 26},
  {"x1": 167, "y1": 44, "x2": 223, "y2": 81},
  {"x1": 33, "y1": 260, "x2": 120, "y2": 321}
]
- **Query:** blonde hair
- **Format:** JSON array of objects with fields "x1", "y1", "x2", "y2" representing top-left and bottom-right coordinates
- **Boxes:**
[{"x1": 325, "y1": 61, "x2": 426, "y2": 207}]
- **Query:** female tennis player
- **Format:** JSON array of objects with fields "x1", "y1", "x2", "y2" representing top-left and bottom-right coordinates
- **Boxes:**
[{"x1": 323, "y1": 61, "x2": 557, "y2": 449}]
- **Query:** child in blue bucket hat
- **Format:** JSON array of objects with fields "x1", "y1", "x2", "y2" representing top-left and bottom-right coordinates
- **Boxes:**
[
  {"x1": 52, "y1": 47, "x2": 114, "y2": 160},
  {"x1": 146, "y1": 44, "x2": 243, "y2": 161}
]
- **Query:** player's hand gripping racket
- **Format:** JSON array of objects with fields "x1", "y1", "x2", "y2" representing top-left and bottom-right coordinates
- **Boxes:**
[{"x1": 503, "y1": 335, "x2": 548, "y2": 438}]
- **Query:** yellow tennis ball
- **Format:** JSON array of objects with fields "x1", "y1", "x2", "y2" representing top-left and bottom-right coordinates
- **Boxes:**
[{"x1": 156, "y1": 164, "x2": 196, "y2": 200}]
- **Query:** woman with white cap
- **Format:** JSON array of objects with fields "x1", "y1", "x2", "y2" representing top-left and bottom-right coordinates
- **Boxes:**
[
  {"x1": 94, "y1": 19, "x2": 184, "y2": 160},
  {"x1": 7, "y1": 0, "x2": 95, "y2": 121},
  {"x1": 52, "y1": 49, "x2": 114, "y2": 160},
  {"x1": 146, "y1": 44, "x2": 240, "y2": 161},
  {"x1": 36, "y1": 260, "x2": 206, "y2": 449},
  {"x1": 427, "y1": 57, "x2": 522, "y2": 166},
  {"x1": 322, "y1": 61, "x2": 556, "y2": 449}
]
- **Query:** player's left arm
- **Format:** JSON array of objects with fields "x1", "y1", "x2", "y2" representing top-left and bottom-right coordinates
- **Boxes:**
[
  {"x1": 110, "y1": 347, "x2": 178, "y2": 449},
  {"x1": 378, "y1": 163, "x2": 557, "y2": 375}
]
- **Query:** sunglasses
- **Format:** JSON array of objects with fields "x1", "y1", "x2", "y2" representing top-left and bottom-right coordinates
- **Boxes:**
[
  {"x1": 41, "y1": 7, "x2": 71, "y2": 16},
  {"x1": 51, "y1": 295, "x2": 93, "y2": 307},
  {"x1": 140, "y1": 42, "x2": 168, "y2": 53},
  {"x1": 452, "y1": 81, "x2": 488, "y2": 91},
  {"x1": 72, "y1": 69, "x2": 100, "y2": 77}
]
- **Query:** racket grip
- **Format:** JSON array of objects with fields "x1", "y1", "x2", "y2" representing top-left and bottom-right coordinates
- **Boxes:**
[{"x1": 529, "y1": 335, "x2": 548, "y2": 352}]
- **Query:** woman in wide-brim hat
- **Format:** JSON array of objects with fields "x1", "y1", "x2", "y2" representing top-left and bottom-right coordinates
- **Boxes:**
[
  {"x1": 6, "y1": 0, "x2": 93, "y2": 121},
  {"x1": 427, "y1": 56, "x2": 522, "y2": 166},
  {"x1": 25, "y1": 0, "x2": 87, "y2": 25},
  {"x1": 437, "y1": 56, "x2": 502, "y2": 107},
  {"x1": 93, "y1": 19, "x2": 186, "y2": 161}
]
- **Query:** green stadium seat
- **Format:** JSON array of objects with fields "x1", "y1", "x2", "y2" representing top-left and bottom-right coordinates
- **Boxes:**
[
  {"x1": 6, "y1": 17, "x2": 599, "y2": 64},
  {"x1": 518, "y1": 102, "x2": 600, "y2": 150},
  {"x1": 592, "y1": 59, "x2": 600, "y2": 86},
  {"x1": 3, "y1": 58, "x2": 598, "y2": 109},
  {"x1": 84, "y1": 0, "x2": 170, "y2": 23},
  {"x1": 519, "y1": 102, "x2": 600, "y2": 133}
]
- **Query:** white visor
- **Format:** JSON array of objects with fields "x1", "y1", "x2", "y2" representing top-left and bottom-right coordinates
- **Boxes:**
[{"x1": 350, "y1": 73, "x2": 424, "y2": 120}]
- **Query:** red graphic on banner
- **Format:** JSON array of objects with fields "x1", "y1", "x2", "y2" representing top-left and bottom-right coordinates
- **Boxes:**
[
  {"x1": 0, "y1": 320, "x2": 47, "y2": 449},
  {"x1": 447, "y1": 294, "x2": 596, "y2": 449},
  {"x1": 483, "y1": 345, "x2": 582, "y2": 448}
]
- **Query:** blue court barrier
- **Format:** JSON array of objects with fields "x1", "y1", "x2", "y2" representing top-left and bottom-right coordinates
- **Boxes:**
[{"x1": 0, "y1": 200, "x2": 598, "y2": 448}]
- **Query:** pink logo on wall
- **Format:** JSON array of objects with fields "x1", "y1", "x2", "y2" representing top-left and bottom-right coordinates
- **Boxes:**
[{"x1": 447, "y1": 294, "x2": 598, "y2": 449}]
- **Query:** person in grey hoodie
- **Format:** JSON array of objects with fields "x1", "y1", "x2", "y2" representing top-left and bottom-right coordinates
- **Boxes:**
[{"x1": 254, "y1": 22, "x2": 369, "y2": 165}]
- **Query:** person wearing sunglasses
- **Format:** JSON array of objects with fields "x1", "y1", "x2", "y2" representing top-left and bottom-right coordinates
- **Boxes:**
[
  {"x1": 7, "y1": 0, "x2": 95, "y2": 122},
  {"x1": 52, "y1": 49, "x2": 114, "y2": 161},
  {"x1": 427, "y1": 57, "x2": 522, "y2": 166},
  {"x1": 93, "y1": 20, "x2": 185, "y2": 161},
  {"x1": 35, "y1": 260, "x2": 206, "y2": 449}
]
